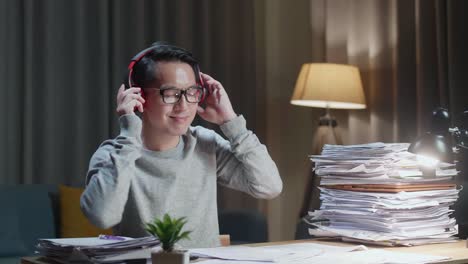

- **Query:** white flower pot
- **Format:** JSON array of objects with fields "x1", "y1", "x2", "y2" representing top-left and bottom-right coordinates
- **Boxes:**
[{"x1": 151, "y1": 250, "x2": 189, "y2": 264}]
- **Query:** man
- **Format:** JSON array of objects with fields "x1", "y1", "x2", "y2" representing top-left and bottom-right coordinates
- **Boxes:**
[{"x1": 80, "y1": 43, "x2": 282, "y2": 248}]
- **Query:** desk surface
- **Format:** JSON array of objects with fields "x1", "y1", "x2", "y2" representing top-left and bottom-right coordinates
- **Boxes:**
[
  {"x1": 251, "y1": 239, "x2": 468, "y2": 264},
  {"x1": 21, "y1": 239, "x2": 468, "y2": 264}
]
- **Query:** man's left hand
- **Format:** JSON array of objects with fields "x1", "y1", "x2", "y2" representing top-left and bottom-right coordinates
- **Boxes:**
[{"x1": 197, "y1": 73, "x2": 237, "y2": 125}]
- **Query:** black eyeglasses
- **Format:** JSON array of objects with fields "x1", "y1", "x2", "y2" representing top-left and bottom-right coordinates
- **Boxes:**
[{"x1": 145, "y1": 85, "x2": 204, "y2": 104}]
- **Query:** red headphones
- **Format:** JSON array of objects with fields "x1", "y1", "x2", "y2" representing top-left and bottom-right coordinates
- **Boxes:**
[{"x1": 126, "y1": 46, "x2": 208, "y2": 103}]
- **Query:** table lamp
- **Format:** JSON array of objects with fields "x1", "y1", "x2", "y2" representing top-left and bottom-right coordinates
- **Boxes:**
[
  {"x1": 408, "y1": 108, "x2": 453, "y2": 178},
  {"x1": 408, "y1": 107, "x2": 468, "y2": 178},
  {"x1": 290, "y1": 63, "x2": 366, "y2": 154},
  {"x1": 408, "y1": 132, "x2": 452, "y2": 178}
]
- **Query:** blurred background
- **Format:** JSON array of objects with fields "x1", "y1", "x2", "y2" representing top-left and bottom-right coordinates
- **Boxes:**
[{"x1": 1, "y1": 0, "x2": 468, "y2": 242}]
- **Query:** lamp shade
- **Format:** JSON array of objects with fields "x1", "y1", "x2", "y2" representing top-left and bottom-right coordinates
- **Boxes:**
[{"x1": 291, "y1": 63, "x2": 366, "y2": 109}]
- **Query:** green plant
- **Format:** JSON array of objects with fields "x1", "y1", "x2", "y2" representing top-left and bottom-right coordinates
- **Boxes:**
[{"x1": 145, "y1": 214, "x2": 191, "y2": 252}]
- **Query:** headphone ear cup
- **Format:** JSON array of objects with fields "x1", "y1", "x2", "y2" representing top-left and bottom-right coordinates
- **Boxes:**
[
  {"x1": 200, "y1": 87, "x2": 208, "y2": 103},
  {"x1": 140, "y1": 89, "x2": 146, "y2": 105},
  {"x1": 123, "y1": 71, "x2": 131, "y2": 89}
]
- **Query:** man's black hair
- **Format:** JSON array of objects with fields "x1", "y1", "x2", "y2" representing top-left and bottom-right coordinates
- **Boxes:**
[{"x1": 131, "y1": 42, "x2": 200, "y2": 88}]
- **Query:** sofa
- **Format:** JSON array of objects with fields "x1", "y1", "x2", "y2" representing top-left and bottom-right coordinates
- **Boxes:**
[
  {"x1": 0, "y1": 185, "x2": 58, "y2": 264},
  {"x1": 0, "y1": 184, "x2": 113, "y2": 264}
]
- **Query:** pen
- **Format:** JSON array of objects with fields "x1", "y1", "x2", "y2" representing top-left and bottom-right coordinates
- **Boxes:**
[{"x1": 98, "y1": 234, "x2": 126, "y2": 241}]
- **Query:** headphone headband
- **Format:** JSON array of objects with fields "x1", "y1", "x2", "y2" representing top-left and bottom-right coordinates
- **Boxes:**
[
  {"x1": 127, "y1": 47, "x2": 156, "y2": 88},
  {"x1": 126, "y1": 45, "x2": 208, "y2": 102}
]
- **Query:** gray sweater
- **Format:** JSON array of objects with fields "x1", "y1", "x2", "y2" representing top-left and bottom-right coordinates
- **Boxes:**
[{"x1": 80, "y1": 114, "x2": 282, "y2": 248}]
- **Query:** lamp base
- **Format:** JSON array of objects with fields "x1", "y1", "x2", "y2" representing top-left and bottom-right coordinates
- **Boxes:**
[
  {"x1": 318, "y1": 115, "x2": 337, "y2": 127},
  {"x1": 312, "y1": 116, "x2": 343, "y2": 155}
]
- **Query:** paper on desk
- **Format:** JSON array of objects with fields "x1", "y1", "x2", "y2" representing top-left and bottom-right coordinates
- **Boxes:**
[
  {"x1": 190, "y1": 246, "x2": 281, "y2": 262},
  {"x1": 36, "y1": 236, "x2": 160, "y2": 263},
  {"x1": 295, "y1": 249, "x2": 450, "y2": 264},
  {"x1": 306, "y1": 142, "x2": 459, "y2": 247},
  {"x1": 39, "y1": 237, "x2": 133, "y2": 246},
  {"x1": 191, "y1": 243, "x2": 368, "y2": 263},
  {"x1": 260, "y1": 242, "x2": 368, "y2": 263},
  {"x1": 91, "y1": 247, "x2": 155, "y2": 263},
  {"x1": 259, "y1": 242, "x2": 367, "y2": 253},
  {"x1": 311, "y1": 187, "x2": 459, "y2": 238},
  {"x1": 308, "y1": 225, "x2": 458, "y2": 246},
  {"x1": 195, "y1": 247, "x2": 449, "y2": 264},
  {"x1": 311, "y1": 142, "x2": 458, "y2": 186},
  {"x1": 195, "y1": 260, "x2": 267, "y2": 264}
]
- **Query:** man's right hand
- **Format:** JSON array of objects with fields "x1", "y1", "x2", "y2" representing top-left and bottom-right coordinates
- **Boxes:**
[{"x1": 116, "y1": 84, "x2": 145, "y2": 116}]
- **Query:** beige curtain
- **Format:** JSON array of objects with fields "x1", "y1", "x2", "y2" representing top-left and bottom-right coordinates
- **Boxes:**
[{"x1": 314, "y1": 0, "x2": 467, "y2": 142}]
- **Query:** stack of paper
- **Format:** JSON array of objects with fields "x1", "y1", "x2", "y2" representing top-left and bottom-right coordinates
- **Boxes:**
[
  {"x1": 310, "y1": 143, "x2": 458, "y2": 185},
  {"x1": 307, "y1": 142, "x2": 459, "y2": 246},
  {"x1": 35, "y1": 236, "x2": 160, "y2": 263}
]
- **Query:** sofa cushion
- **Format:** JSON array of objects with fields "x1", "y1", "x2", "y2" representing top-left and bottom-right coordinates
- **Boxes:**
[
  {"x1": 0, "y1": 185, "x2": 57, "y2": 256},
  {"x1": 0, "y1": 205, "x2": 28, "y2": 256},
  {"x1": 59, "y1": 185, "x2": 112, "y2": 237},
  {"x1": 0, "y1": 257, "x2": 22, "y2": 264}
]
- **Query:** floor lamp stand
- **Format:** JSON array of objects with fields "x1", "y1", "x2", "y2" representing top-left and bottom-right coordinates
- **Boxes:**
[{"x1": 311, "y1": 107, "x2": 343, "y2": 154}]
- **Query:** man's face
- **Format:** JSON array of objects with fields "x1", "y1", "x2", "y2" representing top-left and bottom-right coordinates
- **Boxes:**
[{"x1": 142, "y1": 61, "x2": 198, "y2": 137}]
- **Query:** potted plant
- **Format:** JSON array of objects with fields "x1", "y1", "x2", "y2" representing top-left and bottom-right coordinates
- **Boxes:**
[{"x1": 146, "y1": 214, "x2": 192, "y2": 264}]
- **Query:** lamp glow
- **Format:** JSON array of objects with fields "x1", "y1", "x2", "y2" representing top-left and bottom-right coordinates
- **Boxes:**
[
  {"x1": 408, "y1": 132, "x2": 452, "y2": 178},
  {"x1": 416, "y1": 154, "x2": 440, "y2": 169}
]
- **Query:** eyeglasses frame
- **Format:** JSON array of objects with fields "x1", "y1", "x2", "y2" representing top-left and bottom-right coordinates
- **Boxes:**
[{"x1": 143, "y1": 85, "x2": 204, "y2": 104}]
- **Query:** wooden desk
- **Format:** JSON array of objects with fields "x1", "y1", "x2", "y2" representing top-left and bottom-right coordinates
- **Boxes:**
[{"x1": 22, "y1": 239, "x2": 468, "y2": 264}]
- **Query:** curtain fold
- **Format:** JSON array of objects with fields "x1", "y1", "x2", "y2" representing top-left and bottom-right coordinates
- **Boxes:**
[{"x1": 310, "y1": 0, "x2": 467, "y2": 145}]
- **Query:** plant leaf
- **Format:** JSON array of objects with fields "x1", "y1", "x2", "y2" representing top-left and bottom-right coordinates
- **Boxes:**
[{"x1": 145, "y1": 214, "x2": 191, "y2": 252}]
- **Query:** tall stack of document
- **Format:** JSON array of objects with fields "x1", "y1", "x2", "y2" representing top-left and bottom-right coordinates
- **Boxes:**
[{"x1": 307, "y1": 142, "x2": 459, "y2": 246}]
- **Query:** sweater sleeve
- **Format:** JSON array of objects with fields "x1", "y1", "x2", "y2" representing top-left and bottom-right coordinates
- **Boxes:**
[
  {"x1": 80, "y1": 114, "x2": 142, "y2": 229},
  {"x1": 216, "y1": 115, "x2": 283, "y2": 199}
]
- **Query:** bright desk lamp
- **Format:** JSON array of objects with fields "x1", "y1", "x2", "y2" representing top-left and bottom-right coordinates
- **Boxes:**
[
  {"x1": 408, "y1": 108, "x2": 453, "y2": 178},
  {"x1": 408, "y1": 132, "x2": 452, "y2": 178},
  {"x1": 408, "y1": 107, "x2": 468, "y2": 178},
  {"x1": 290, "y1": 63, "x2": 366, "y2": 153}
]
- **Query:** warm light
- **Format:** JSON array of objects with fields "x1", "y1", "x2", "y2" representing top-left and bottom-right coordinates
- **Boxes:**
[
  {"x1": 290, "y1": 63, "x2": 366, "y2": 109},
  {"x1": 416, "y1": 154, "x2": 440, "y2": 169}
]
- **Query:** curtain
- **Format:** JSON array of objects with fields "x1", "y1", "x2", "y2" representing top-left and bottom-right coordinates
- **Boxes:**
[
  {"x1": 0, "y1": 0, "x2": 262, "y2": 212},
  {"x1": 311, "y1": 0, "x2": 468, "y2": 143}
]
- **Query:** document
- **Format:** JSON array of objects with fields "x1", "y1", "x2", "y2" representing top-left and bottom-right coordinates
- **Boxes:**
[
  {"x1": 288, "y1": 249, "x2": 450, "y2": 264},
  {"x1": 306, "y1": 142, "x2": 459, "y2": 246},
  {"x1": 190, "y1": 242, "x2": 366, "y2": 262},
  {"x1": 311, "y1": 142, "x2": 458, "y2": 185},
  {"x1": 36, "y1": 236, "x2": 160, "y2": 263},
  {"x1": 190, "y1": 246, "x2": 283, "y2": 262},
  {"x1": 193, "y1": 243, "x2": 449, "y2": 264}
]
